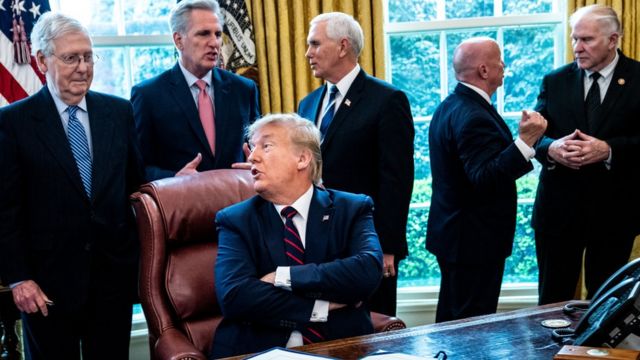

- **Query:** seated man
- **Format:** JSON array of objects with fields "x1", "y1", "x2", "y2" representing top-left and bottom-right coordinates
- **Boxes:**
[{"x1": 211, "y1": 113, "x2": 383, "y2": 359}]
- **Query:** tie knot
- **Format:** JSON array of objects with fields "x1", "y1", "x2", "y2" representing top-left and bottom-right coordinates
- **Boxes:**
[
  {"x1": 281, "y1": 206, "x2": 298, "y2": 219},
  {"x1": 328, "y1": 84, "x2": 338, "y2": 96},
  {"x1": 195, "y1": 79, "x2": 207, "y2": 91},
  {"x1": 67, "y1": 105, "x2": 79, "y2": 119},
  {"x1": 590, "y1": 72, "x2": 601, "y2": 81}
]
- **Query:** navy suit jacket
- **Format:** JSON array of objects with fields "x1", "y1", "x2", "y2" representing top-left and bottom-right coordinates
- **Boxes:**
[
  {"x1": 426, "y1": 83, "x2": 533, "y2": 265},
  {"x1": 211, "y1": 187, "x2": 383, "y2": 358},
  {"x1": 298, "y1": 70, "x2": 414, "y2": 259},
  {"x1": 0, "y1": 87, "x2": 143, "y2": 311},
  {"x1": 131, "y1": 63, "x2": 260, "y2": 181},
  {"x1": 533, "y1": 51, "x2": 640, "y2": 236}
]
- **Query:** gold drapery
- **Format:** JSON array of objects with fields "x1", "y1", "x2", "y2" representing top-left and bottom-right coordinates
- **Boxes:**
[
  {"x1": 245, "y1": 0, "x2": 385, "y2": 114},
  {"x1": 567, "y1": 0, "x2": 639, "y2": 60}
]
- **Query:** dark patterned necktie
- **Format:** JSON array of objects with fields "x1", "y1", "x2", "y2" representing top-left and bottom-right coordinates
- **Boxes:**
[
  {"x1": 67, "y1": 106, "x2": 92, "y2": 196},
  {"x1": 585, "y1": 72, "x2": 601, "y2": 131},
  {"x1": 319, "y1": 85, "x2": 339, "y2": 139},
  {"x1": 280, "y1": 206, "x2": 326, "y2": 344}
]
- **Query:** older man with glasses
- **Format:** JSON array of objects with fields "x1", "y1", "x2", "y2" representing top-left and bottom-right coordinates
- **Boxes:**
[{"x1": 0, "y1": 12, "x2": 143, "y2": 359}]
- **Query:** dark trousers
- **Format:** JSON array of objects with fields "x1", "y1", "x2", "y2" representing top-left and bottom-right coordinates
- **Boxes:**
[
  {"x1": 536, "y1": 228, "x2": 636, "y2": 305},
  {"x1": 368, "y1": 258, "x2": 400, "y2": 316},
  {"x1": 435, "y1": 258, "x2": 505, "y2": 323}
]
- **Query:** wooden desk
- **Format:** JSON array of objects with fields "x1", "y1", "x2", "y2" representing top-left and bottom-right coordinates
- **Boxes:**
[{"x1": 224, "y1": 302, "x2": 579, "y2": 360}]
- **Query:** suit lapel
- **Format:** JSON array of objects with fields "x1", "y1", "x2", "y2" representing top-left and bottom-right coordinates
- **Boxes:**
[
  {"x1": 568, "y1": 65, "x2": 590, "y2": 132},
  {"x1": 592, "y1": 53, "x2": 629, "y2": 134},
  {"x1": 304, "y1": 187, "x2": 334, "y2": 264},
  {"x1": 168, "y1": 64, "x2": 212, "y2": 157},
  {"x1": 212, "y1": 68, "x2": 229, "y2": 160},
  {"x1": 86, "y1": 91, "x2": 114, "y2": 202},
  {"x1": 258, "y1": 199, "x2": 288, "y2": 266},
  {"x1": 321, "y1": 70, "x2": 366, "y2": 151},
  {"x1": 32, "y1": 87, "x2": 89, "y2": 200},
  {"x1": 455, "y1": 83, "x2": 512, "y2": 141}
]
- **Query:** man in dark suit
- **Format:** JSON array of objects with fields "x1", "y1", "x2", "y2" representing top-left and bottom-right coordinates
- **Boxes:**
[
  {"x1": 131, "y1": 0, "x2": 260, "y2": 182},
  {"x1": 298, "y1": 12, "x2": 414, "y2": 317},
  {"x1": 0, "y1": 13, "x2": 143, "y2": 359},
  {"x1": 426, "y1": 37, "x2": 547, "y2": 322},
  {"x1": 211, "y1": 113, "x2": 383, "y2": 358},
  {"x1": 533, "y1": 5, "x2": 640, "y2": 305}
]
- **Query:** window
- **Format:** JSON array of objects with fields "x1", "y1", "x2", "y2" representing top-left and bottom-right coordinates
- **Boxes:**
[{"x1": 385, "y1": 0, "x2": 567, "y2": 287}]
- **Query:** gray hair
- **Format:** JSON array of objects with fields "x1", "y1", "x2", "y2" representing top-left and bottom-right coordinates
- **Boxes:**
[
  {"x1": 30, "y1": 12, "x2": 90, "y2": 57},
  {"x1": 570, "y1": 4, "x2": 622, "y2": 38},
  {"x1": 247, "y1": 113, "x2": 323, "y2": 185},
  {"x1": 170, "y1": 0, "x2": 224, "y2": 34},
  {"x1": 311, "y1": 12, "x2": 364, "y2": 58}
]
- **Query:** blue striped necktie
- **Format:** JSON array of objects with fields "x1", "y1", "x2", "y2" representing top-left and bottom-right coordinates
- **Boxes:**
[
  {"x1": 319, "y1": 85, "x2": 339, "y2": 139},
  {"x1": 66, "y1": 106, "x2": 92, "y2": 197}
]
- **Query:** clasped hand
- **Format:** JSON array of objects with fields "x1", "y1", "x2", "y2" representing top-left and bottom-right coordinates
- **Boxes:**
[{"x1": 548, "y1": 130, "x2": 610, "y2": 169}]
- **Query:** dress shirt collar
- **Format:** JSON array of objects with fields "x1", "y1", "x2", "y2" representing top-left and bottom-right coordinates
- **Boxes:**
[
  {"x1": 326, "y1": 63, "x2": 361, "y2": 97},
  {"x1": 178, "y1": 61, "x2": 213, "y2": 88},
  {"x1": 47, "y1": 82, "x2": 87, "y2": 114},
  {"x1": 274, "y1": 185, "x2": 315, "y2": 221},
  {"x1": 585, "y1": 51, "x2": 619, "y2": 81},
  {"x1": 459, "y1": 81, "x2": 492, "y2": 105}
]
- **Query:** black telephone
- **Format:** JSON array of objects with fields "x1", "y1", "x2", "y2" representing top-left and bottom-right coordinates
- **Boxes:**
[{"x1": 554, "y1": 258, "x2": 640, "y2": 349}]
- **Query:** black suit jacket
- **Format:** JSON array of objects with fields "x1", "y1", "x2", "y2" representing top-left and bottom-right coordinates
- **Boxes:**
[
  {"x1": 131, "y1": 64, "x2": 260, "y2": 181},
  {"x1": 426, "y1": 83, "x2": 533, "y2": 264},
  {"x1": 211, "y1": 187, "x2": 383, "y2": 358},
  {"x1": 533, "y1": 51, "x2": 640, "y2": 236},
  {"x1": 0, "y1": 87, "x2": 143, "y2": 311},
  {"x1": 298, "y1": 70, "x2": 414, "y2": 259}
]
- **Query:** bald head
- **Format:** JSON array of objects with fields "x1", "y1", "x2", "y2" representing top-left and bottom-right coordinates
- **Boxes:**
[{"x1": 453, "y1": 37, "x2": 504, "y2": 96}]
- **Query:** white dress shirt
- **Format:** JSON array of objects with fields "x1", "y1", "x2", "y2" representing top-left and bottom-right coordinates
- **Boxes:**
[{"x1": 316, "y1": 64, "x2": 361, "y2": 128}]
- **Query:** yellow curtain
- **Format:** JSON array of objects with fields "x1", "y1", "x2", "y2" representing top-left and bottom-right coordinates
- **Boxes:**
[
  {"x1": 245, "y1": 0, "x2": 385, "y2": 114},
  {"x1": 567, "y1": 0, "x2": 639, "y2": 60}
]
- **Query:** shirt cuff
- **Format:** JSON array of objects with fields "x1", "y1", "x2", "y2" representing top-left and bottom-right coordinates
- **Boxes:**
[
  {"x1": 274, "y1": 266, "x2": 292, "y2": 290},
  {"x1": 604, "y1": 148, "x2": 612, "y2": 169},
  {"x1": 310, "y1": 300, "x2": 329, "y2": 322},
  {"x1": 515, "y1": 137, "x2": 536, "y2": 161},
  {"x1": 9, "y1": 281, "x2": 24, "y2": 289}
]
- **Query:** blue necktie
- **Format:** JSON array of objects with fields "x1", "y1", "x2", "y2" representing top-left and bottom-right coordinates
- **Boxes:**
[
  {"x1": 319, "y1": 85, "x2": 339, "y2": 139},
  {"x1": 67, "y1": 106, "x2": 92, "y2": 197}
]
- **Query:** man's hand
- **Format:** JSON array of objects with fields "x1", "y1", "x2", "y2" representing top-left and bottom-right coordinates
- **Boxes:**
[
  {"x1": 383, "y1": 253, "x2": 396, "y2": 278},
  {"x1": 231, "y1": 143, "x2": 252, "y2": 170},
  {"x1": 518, "y1": 110, "x2": 547, "y2": 147},
  {"x1": 176, "y1": 153, "x2": 202, "y2": 177},
  {"x1": 564, "y1": 130, "x2": 611, "y2": 166},
  {"x1": 329, "y1": 302, "x2": 347, "y2": 311},
  {"x1": 260, "y1": 271, "x2": 276, "y2": 284},
  {"x1": 12, "y1": 280, "x2": 51, "y2": 316},
  {"x1": 548, "y1": 130, "x2": 582, "y2": 169}
]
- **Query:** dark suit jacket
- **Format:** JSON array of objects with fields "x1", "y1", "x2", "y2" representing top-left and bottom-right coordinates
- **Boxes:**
[
  {"x1": 533, "y1": 51, "x2": 640, "y2": 236},
  {"x1": 131, "y1": 64, "x2": 260, "y2": 181},
  {"x1": 0, "y1": 87, "x2": 143, "y2": 312},
  {"x1": 426, "y1": 83, "x2": 533, "y2": 265},
  {"x1": 298, "y1": 70, "x2": 414, "y2": 259},
  {"x1": 211, "y1": 187, "x2": 383, "y2": 358}
]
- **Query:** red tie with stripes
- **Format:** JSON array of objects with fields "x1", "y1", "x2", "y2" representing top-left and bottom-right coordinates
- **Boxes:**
[{"x1": 280, "y1": 206, "x2": 326, "y2": 344}]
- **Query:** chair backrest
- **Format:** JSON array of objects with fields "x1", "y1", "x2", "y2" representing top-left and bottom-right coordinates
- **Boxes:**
[{"x1": 131, "y1": 169, "x2": 255, "y2": 357}]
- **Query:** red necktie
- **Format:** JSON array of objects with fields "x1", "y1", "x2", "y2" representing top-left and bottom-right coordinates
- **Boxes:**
[{"x1": 196, "y1": 79, "x2": 215, "y2": 154}]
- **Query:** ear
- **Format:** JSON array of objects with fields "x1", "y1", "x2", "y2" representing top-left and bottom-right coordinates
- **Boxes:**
[
  {"x1": 608, "y1": 32, "x2": 620, "y2": 50},
  {"x1": 478, "y1": 64, "x2": 489, "y2": 80},
  {"x1": 173, "y1": 32, "x2": 183, "y2": 51},
  {"x1": 35, "y1": 51, "x2": 48, "y2": 74},
  {"x1": 297, "y1": 149, "x2": 312, "y2": 171},
  {"x1": 338, "y1": 38, "x2": 349, "y2": 58}
]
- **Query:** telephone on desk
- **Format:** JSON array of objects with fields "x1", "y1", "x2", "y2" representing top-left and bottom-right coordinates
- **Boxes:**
[{"x1": 554, "y1": 258, "x2": 640, "y2": 349}]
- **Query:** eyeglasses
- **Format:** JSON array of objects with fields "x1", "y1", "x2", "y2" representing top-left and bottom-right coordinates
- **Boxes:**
[{"x1": 51, "y1": 53, "x2": 99, "y2": 66}]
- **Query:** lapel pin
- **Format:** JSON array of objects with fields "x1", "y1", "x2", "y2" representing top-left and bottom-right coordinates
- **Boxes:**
[
  {"x1": 344, "y1": 99, "x2": 351, "y2": 107},
  {"x1": 322, "y1": 215, "x2": 330, "y2": 222},
  {"x1": 618, "y1": 78, "x2": 625, "y2": 85}
]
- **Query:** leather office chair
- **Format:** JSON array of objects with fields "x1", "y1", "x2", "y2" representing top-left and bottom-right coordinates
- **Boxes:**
[{"x1": 131, "y1": 169, "x2": 406, "y2": 360}]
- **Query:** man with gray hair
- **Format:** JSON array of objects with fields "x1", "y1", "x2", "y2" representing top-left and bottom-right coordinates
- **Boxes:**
[
  {"x1": 132, "y1": 0, "x2": 259, "y2": 182},
  {"x1": 298, "y1": 12, "x2": 414, "y2": 317},
  {"x1": 0, "y1": 12, "x2": 143, "y2": 359},
  {"x1": 533, "y1": 5, "x2": 640, "y2": 304},
  {"x1": 211, "y1": 113, "x2": 383, "y2": 358},
  {"x1": 426, "y1": 37, "x2": 547, "y2": 322}
]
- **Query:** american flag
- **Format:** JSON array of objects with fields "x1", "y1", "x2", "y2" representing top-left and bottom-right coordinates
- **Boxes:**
[{"x1": 0, "y1": 0, "x2": 49, "y2": 106}]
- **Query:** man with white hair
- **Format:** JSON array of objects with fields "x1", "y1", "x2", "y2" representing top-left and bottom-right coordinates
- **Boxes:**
[
  {"x1": 533, "y1": 5, "x2": 640, "y2": 304},
  {"x1": 0, "y1": 12, "x2": 143, "y2": 359},
  {"x1": 427, "y1": 37, "x2": 547, "y2": 322},
  {"x1": 298, "y1": 12, "x2": 414, "y2": 317},
  {"x1": 211, "y1": 113, "x2": 383, "y2": 358}
]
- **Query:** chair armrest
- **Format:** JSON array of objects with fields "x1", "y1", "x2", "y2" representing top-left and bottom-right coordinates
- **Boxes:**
[
  {"x1": 371, "y1": 311, "x2": 407, "y2": 332},
  {"x1": 155, "y1": 328, "x2": 207, "y2": 360}
]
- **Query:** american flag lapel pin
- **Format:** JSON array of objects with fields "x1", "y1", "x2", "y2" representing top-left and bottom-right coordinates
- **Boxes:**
[
  {"x1": 322, "y1": 215, "x2": 330, "y2": 222},
  {"x1": 345, "y1": 99, "x2": 351, "y2": 107}
]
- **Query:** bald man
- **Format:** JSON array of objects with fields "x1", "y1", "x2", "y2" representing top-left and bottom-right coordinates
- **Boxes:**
[{"x1": 426, "y1": 37, "x2": 547, "y2": 322}]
